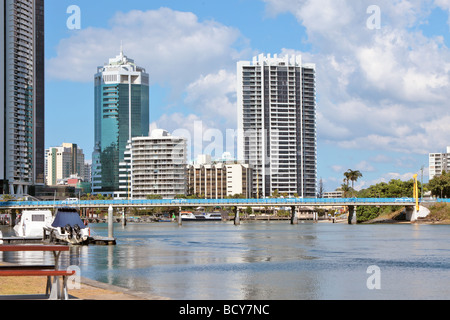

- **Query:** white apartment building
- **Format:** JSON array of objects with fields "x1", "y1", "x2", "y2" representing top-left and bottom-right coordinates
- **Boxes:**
[
  {"x1": 429, "y1": 146, "x2": 450, "y2": 180},
  {"x1": 237, "y1": 54, "x2": 317, "y2": 198},
  {"x1": 46, "y1": 143, "x2": 85, "y2": 186},
  {"x1": 119, "y1": 129, "x2": 187, "y2": 199},
  {"x1": 1, "y1": 0, "x2": 45, "y2": 195}
]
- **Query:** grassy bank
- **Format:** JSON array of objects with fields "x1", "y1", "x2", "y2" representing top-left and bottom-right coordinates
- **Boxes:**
[{"x1": 426, "y1": 203, "x2": 450, "y2": 223}]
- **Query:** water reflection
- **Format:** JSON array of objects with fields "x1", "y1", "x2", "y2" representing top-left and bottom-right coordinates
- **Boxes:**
[{"x1": 2, "y1": 223, "x2": 450, "y2": 300}]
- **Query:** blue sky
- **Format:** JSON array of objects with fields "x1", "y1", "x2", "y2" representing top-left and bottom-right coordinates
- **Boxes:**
[{"x1": 45, "y1": 0, "x2": 450, "y2": 192}]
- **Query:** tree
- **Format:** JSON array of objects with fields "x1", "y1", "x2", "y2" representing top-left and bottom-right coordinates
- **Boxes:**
[
  {"x1": 346, "y1": 169, "x2": 363, "y2": 189},
  {"x1": 428, "y1": 171, "x2": 450, "y2": 198},
  {"x1": 317, "y1": 178, "x2": 324, "y2": 198},
  {"x1": 146, "y1": 194, "x2": 163, "y2": 200}
]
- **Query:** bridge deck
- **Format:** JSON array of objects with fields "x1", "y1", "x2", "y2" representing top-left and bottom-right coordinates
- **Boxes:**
[{"x1": 0, "y1": 198, "x2": 446, "y2": 210}]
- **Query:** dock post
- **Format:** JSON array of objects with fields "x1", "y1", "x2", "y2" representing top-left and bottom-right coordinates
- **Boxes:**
[
  {"x1": 178, "y1": 207, "x2": 182, "y2": 226},
  {"x1": 108, "y1": 205, "x2": 114, "y2": 238},
  {"x1": 234, "y1": 207, "x2": 240, "y2": 225},
  {"x1": 291, "y1": 206, "x2": 298, "y2": 225}
]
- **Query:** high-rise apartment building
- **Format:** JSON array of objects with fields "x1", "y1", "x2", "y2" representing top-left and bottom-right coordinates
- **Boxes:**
[
  {"x1": 429, "y1": 146, "x2": 450, "y2": 180},
  {"x1": 92, "y1": 49, "x2": 150, "y2": 196},
  {"x1": 1, "y1": 0, "x2": 45, "y2": 195},
  {"x1": 237, "y1": 54, "x2": 317, "y2": 198},
  {"x1": 119, "y1": 129, "x2": 187, "y2": 199},
  {"x1": 45, "y1": 143, "x2": 85, "y2": 186}
]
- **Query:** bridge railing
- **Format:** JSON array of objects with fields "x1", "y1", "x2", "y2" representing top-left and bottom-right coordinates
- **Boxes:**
[{"x1": 0, "y1": 197, "x2": 435, "y2": 208}]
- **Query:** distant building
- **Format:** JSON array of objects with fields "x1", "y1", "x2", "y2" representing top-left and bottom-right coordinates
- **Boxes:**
[
  {"x1": 92, "y1": 48, "x2": 150, "y2": 197},
  {"x1": 119, "y1": 129, "x2": 187, "y2": 199},
  {"x1": 83, "y1": 162, "x2": 92, "y2": 184},
  {"x1": 429, "y1": 146, "x2": 450, "y2": 180},
  {"x1": 237, "y1": 54, "x2": 317, "y2": 199},
  {"x1": 46, "y1": 143, "x2": 85, "y2": 186},
  {"x1": 187, "y1": 154, "x2": 253, "y2": 199},
  {"x1": 323, "y1": 191, "x2": 344, "y2": 199}
]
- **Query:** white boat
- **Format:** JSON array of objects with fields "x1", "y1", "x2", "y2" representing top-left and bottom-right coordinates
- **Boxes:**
[
  {"x1": 181, "y1": 211, "x2": 222, "y2": 221},
  {"x1": 44, "y1": 207, "x2": 90, "y2": 245},
  {"x1": 13, "y1": 210, "x2": 53, "y2": 239}
]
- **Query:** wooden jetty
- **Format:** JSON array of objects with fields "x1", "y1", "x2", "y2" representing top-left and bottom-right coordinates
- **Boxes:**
[{"x1": 0, "y1": 236, "x2": 116, "y2": 246}]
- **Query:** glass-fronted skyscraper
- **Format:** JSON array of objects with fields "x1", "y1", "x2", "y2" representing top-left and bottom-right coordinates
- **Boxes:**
[
  {"x1": 92, "y1": 50, "x2": 149, "y2": 196},
  {"x1": 237, "y1": 54, "x2": 317, "y2": 198},
  {"x1": 1, "y1": 0, "x2": 45, "y2": 195}
]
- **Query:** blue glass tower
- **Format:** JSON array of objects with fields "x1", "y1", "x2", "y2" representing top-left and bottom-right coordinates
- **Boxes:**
[{"x1": 92, "y1": 49, "x2": 149, "y2": 196}]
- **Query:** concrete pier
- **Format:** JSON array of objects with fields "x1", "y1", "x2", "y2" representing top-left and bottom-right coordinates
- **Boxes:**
[
  {"x1": 291, "y1": 206, "x2": 298, "y2": 225},
  {"x1": 348, "y1": 206, "x2": 357, "y2": 225},
  {"x1": 234, "y1": 207, "x2": 240, "y2": 226},
  {"x1": 108, "y1": 206, "x2": 114, "y2": 238}
]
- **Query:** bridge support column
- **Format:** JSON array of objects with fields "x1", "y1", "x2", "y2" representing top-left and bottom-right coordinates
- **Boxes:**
[
  {"x1": 234, "y1": 207, "x2": 240, "y2": 226},
  {"x1": 10, "y1": 211, "x2": 17, "y2": 228},
  {"x1": 108, "y1": 205, "x2": 114, "y2": 238},
  {"x1": 348, "y1": 206, "x2": 357, "y2": 225},
  {"x1": 291, "y1": 206, "x2": 298, "y2": 225},
  {"x1": 178, "y1": 207, "x2": 182, "y2": 226},
  {"x1": 405, "y1": 206, "x2": 417, "y2": 222}
]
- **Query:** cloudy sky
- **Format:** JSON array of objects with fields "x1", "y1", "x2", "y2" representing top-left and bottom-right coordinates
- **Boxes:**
[{"x1": 45, "y1": 0, "x2": 450, "y2": 192}]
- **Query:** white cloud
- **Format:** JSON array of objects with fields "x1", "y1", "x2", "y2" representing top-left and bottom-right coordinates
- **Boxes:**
[
  {"x1": 267, "y1": 0, "x2": 450, "y2": 156},
  {"x1": 48, "y1": 8, "x2": 246, "y2": 94},
  {"x1": 184, "y1": 69, "x2": 237, "y2": 128}
]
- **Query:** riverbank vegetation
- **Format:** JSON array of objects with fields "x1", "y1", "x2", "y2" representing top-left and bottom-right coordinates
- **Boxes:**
[{"x1": 426, "y1": 203, "x2": 450, "y2": 223}]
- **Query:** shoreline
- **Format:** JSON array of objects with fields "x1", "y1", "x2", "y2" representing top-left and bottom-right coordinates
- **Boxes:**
[{"x1": 0, "y1": 261, "x2": 170, "y2": 300}]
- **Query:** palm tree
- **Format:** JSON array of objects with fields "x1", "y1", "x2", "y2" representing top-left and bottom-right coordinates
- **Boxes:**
[
  {"x1": 345, "y1": 169, "x2": 363, "y2": 189},
  {"x1": 343, "y1": 171, "x2": 352, "y2": 188}
]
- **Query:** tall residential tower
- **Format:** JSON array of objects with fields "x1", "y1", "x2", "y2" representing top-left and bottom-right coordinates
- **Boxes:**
[
  {"x1": 237, "y1": 54, "x2": 317, "y2": 198},
  {"x1": 91, "y1": 49, "x2": 149, "y2": 196},
  {"x1": 1, "y1": 0, "x2": 45, "y2": 195}
]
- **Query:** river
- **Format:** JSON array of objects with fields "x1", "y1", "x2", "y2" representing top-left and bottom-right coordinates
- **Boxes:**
[{"x1": 1, "y1": 221, "x2": 450, "y2": 300}]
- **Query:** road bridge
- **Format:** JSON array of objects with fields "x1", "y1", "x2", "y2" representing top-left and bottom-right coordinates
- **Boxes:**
[{"x1": 1, "y1": 198, "x2": 447, "y2": 225}]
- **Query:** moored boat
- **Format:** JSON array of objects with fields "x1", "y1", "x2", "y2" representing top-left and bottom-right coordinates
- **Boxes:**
[
  {"x1": 13, "y1": 210, "x2": 53, "y2": 239},
  {"x1": 181, "y1": 211, "x2": 222, "y2": 221},
  {"x1": 44, "y1": 207, "x2": 90, "y2": 245}
]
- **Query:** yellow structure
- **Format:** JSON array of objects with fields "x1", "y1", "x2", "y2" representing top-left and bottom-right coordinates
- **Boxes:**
[{"x1": 413, "y1": 174, "x2": 420, "y2": 211}]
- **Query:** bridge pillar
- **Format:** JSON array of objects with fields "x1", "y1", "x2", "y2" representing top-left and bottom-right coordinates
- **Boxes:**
[
  {"x1": 10, "y1": 211, "x2": 16, "y2": 228},
  {"x1": 234, "y1": 207, "x2": 240, "y2": 226},
  {"x1": 348, "y1": 206, "x2": 357, "y2": 225},
  {"x1": 405, "y1": 206, "x2": 417, "y2": 222},
  {"x1": 178, "y1": 207, "x2": 182, "y2": 226},
  {"x1": 108, "y1": 206, "x2": 114, "y2": 238},
  {"x1": 290, "y1": 206, "x2": 298, "y2": 225}
]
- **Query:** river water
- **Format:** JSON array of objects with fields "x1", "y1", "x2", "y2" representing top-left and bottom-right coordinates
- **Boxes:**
[{"x1": 1, "y1": 221, "x2": 450, "y2": 300}]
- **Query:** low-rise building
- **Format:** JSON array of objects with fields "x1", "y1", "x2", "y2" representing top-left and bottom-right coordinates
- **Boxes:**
[{"x1": 187, "y1": 155, "x2": 253, "y2": 199}]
